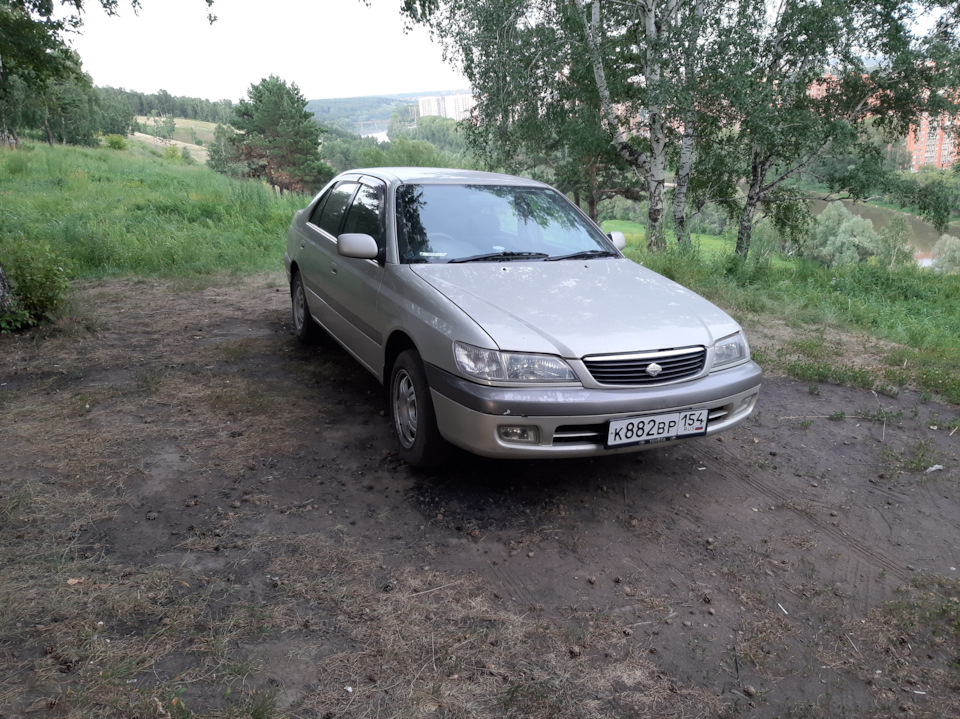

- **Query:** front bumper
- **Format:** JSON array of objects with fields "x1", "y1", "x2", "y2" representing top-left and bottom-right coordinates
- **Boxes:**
[{"x1": 426, "y1": 361, "x2": 762, "y2": 458}]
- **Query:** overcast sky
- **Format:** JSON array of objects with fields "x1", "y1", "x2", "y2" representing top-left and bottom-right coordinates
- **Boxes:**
[{"x1": 65, "y1": 0, "x2": 469, "y2": 102}]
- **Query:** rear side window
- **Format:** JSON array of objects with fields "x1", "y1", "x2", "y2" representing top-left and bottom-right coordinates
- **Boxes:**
[
  {"x1": 342, "y1": 184, "x2": 384, "y2": 249},
  {"x1": 312, "y1": 182, "x2": 358, "y2": 237}
]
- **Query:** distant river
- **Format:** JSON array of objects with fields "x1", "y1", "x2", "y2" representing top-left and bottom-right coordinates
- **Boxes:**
[
  {"x1": 808, "y1": 199, "x2": 959, "y2": 254},
  {"x1": 362, "y1": 130, "x2": 390, "y2": 143}
]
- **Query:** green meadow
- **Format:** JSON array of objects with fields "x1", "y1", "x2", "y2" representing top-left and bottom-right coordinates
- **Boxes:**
[{"x1": 1, "y1": 141, "x2": 305, "y2": 279}]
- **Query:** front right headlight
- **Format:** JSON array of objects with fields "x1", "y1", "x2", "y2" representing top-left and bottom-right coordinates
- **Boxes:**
[
  {"x1": 454, "y1": 342, "x2": 578, "y2": 383},
  {"x1": 712, "y1": 331, "x2": 749, "y2": 369}
]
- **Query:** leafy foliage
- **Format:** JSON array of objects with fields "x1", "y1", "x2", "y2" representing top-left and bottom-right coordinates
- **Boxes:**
[
  {"x1": 308, "y1": 95, "x2": 414, "y2": 134},
  {"x1": 1, "y1": 1, "x2": 209, "y2": 145},
  {"x1": 404, "y1": 0, "x2": 960, "y2": 257},
  {"x1": 407, "y1": 1, "x2": 645, "y2": 224},
  {"x1": 805, "y1": 203, "x2": 880, "y2": 267},
  {"x1": 933, "y1": 233, "x2": 960, "y2": 274},
  {"x1": 220, "y1": 76, "x2": 333, "y2": 194},
  {"x1": 0, "y1": 238, "x2": 70, "y2": 331},
  {"x1": 104, "y1": 133, "x2": 127, "y2": 150},
  {"x1": 877, "y1": 215, "x2": 914, "y2": 270},
  {"x1": 104, "y1": 86, "x2": 235, "y2": 125}
]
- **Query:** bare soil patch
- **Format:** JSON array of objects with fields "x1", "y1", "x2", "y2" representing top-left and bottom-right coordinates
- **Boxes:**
[{"x1": 1, "y1": 275, "x2": 959, "y2": 718}]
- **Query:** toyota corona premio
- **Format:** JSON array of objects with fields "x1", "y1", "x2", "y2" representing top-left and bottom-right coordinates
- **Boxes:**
[{"x1": 284, "y1": 168, "x2": 761, "y2": 467}]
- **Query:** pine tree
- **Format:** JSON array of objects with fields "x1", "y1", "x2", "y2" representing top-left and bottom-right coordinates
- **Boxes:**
[{"x1": 231, "y1": 76, "x2": 333, "y2": 194}]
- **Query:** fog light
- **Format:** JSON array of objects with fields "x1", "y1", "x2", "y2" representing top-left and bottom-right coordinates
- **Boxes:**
[{"x1": 498, "y1": 426, "x2": 540, "y2": 444}]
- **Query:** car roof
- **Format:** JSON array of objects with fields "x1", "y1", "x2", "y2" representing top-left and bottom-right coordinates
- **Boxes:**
[{"x1": 344, "y1": 167, "x2": 552, "y2": 188}]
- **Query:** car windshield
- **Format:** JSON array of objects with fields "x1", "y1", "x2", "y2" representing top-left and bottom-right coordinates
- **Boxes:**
[{"x1": 395, "y1": 183, "x2": 616, "y2": 264}]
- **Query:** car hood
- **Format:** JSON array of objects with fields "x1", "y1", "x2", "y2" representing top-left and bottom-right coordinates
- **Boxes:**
[{"x1": 410, "y1": 259, "x2": 741, "y2": 357}]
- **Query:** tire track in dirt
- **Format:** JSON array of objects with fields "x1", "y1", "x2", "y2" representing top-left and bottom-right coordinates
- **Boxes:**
[
  {"x1": 687, "y1": 443, "x2": 912, "y2": 585},
  {"x1": 490, "y1": 562, "x2": 541, "y2": 609}
]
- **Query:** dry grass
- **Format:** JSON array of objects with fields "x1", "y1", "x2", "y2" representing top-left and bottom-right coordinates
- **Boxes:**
[{"x1": 824, "y1": 575, "x2": 960, "y2": 717}]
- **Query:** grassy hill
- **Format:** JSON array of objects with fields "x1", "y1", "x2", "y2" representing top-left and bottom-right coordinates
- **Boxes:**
[
  {"x1": 305, "y1": 96, "x2": 417, "y2": 133},
  {"x1": 135, "y1": 116, "x2": 219, "y2": 146},
  {"x1": 1, "y1": 141, "x2": 304, "y2": 280}
]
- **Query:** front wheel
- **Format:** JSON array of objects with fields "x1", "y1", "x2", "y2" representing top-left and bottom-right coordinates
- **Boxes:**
[
  {"x1": 291, "y1": 271, "x2": 320, "y2": 343},
  {"x1": 389, "y1": 350, "x2": 451, "y2": 467}
]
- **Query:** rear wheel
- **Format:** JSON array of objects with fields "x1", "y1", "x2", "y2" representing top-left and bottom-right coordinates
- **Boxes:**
[
  {"x1": 291, "y1": 271, "x2": 319, "y2": 343},
  {"x1": 390, "y1": 350, "x2": 450, "y2": 467}
]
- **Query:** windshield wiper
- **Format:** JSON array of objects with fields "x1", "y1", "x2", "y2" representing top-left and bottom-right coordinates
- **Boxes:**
[
  {"x1": 545, "y1": 249, "x2": 619, "y2": 261},
  {"x1": 447, "y1": 251, "x2": 548, "y2": 264}
]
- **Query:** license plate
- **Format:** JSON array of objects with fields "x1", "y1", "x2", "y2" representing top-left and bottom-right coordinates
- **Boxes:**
[{"x1": 606, "y1": 408, "x2": 707, "y2": 448}]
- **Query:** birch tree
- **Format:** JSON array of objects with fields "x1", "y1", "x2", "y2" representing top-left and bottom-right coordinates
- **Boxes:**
[
  {"x1": 685, "y1": 0, "x2": 960, "y2": 256},
  {"x1": 404, "y1": 0, "x2": 724, "y2": 248},
  {"x1": 404, "y1": 0, "x2": 959, "y2": 258}
]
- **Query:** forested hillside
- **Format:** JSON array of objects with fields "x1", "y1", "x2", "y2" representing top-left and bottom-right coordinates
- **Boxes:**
[{"x1": 306, "y1": 95, "x2": 419, "y2": 133}]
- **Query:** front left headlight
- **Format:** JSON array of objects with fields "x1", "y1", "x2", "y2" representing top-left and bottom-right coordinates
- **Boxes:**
[
  {"x1": 454, "y1": 342, "x2": 578, "y2": 383},
  {"x1": 712, "y1": 331, "x2": 750, "y2": 369}
]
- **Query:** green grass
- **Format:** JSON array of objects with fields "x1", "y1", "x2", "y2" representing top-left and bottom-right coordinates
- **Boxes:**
[
  {"x1": 601, "y1": 219, "x2": 733, "y2": 258},
  {"x1": 0, "y1": 141, "x2": 306, "y2": 279},
  {"x1": 621, "y1": 241, "x2": 960, "y2": 403}
]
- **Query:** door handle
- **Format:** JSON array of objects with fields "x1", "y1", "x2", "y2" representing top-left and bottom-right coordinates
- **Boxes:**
[{"x1": 330, "y1": 262, "x2": 338, "y2": 275}]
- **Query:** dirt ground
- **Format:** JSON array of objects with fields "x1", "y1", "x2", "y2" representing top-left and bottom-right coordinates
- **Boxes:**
[{"x1": 1, "y1": 274, "x2": 959, "y2": 718}]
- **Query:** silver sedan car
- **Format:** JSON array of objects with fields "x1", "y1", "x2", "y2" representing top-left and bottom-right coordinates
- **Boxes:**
[{"x1": 285, "y1": 168, "x2": 761, "y2": 467}]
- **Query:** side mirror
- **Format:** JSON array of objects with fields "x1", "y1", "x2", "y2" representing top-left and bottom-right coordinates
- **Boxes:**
[
  {"x1": 607, "y1": 231, "x2": 626, "y2": 250},
  {"x1": 338, "y1": 233, "x2": 380, "y2": 260}
]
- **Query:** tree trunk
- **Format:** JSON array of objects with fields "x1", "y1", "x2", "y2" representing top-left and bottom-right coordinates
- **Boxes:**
[
  {"x1": 577, "y1": 0, "x2": 654, "y2": 221},
  {"x1": 0, "y1": 263, "x2": 15, "y2": 315},
  {"x1": 672, "y1": 122, "x2": 695, "y2": 245},
  {"x1": 44, "y1": 118, "x2": 54, "y2": 147},
  {"x1": 587, "y1": 158, "x2": 599, "y2": 222},
  {"x1": 645, "y1": 111, "x2": 668, "y2": 250},
  {"x1": 736, "y1": 150, "x2": 769, "y2": 257},
  {"x1": 642, "y1": 0, "x2": 668, "y2": 251},
  {"x1": 735, "y1": 196, "x2": 758, "y2": 257},
  {"x1": 646, "y1": 174, "x2": 666, "y2": 250}
]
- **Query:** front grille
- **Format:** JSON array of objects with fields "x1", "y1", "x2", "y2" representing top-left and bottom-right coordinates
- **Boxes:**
[{"x1": 583, "y1": 347, "x2": 706, "y2": 386}]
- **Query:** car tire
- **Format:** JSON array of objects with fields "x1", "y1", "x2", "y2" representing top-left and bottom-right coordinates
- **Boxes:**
[
  {"x1": 291, "y1": 271, "x2": 320, "y2": 343},
  {"x1": 389, "y1": 349, "x2": 451, "y2": 467}
]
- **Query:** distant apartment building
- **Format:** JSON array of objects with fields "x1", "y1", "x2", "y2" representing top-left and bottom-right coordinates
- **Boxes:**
[
  {"x1": 905, "y1": 114, "x2": 957, "y2": 171},
  {"x1": 418, "y1": 95, "x2": 446, "y2": 119},
  {"x1": 418, "y1": 93, "x2": 476, "y2": 122},
  {"x1": 806, "y1": 73, "x2": 957, "y2": 172}
]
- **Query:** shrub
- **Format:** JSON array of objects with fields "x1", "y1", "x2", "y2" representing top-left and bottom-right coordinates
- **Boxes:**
[
  {"x1": 932, "y1": 233, "x2": 960, "y2": 274},
  {"x1": 163, "y1": 145, "x2": 182, "y2": 161},
  {"x1": 104, "y1": 134, "x2": 128, "y2": 150},
  {"x1": 805, "y1": 203, "x2": 880, "y2": 267},
  {"x1": 0, "y1": 240, "x2": 71, "y2": 330}
]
